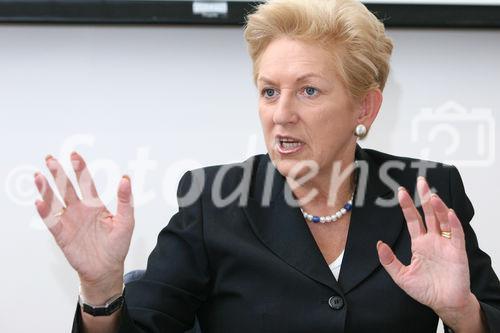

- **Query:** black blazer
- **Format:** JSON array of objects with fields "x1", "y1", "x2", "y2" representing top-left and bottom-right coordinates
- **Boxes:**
[{"x1": 73, "y1": 145, "x2": 500, "y2": 332}]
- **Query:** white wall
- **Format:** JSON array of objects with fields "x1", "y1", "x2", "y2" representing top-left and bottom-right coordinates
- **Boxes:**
[{"x1": 0, "y1": 25, "x2": 498, "y2": 332}]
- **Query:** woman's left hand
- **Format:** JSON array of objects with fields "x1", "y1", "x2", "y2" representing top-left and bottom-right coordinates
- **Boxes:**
[{"x1": 377, "y1": 177, "x2": 483, "y2": 331}]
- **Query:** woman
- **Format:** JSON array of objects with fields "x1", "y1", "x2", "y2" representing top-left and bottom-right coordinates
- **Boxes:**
[{"x1": 34, "y1": 0, "x2": 500, "y2": 332}]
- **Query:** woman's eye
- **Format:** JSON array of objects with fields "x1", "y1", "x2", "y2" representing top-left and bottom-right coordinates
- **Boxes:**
[
  {"x1": 262, "y1": 88, "x2": 278, "y2": 98},
  {"x1": 303, "y1": 87, "x2": 319, "y2": 96}
]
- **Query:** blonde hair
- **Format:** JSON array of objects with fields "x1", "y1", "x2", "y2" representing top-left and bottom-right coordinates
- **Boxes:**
[{"x1": 243, "y1": 0, "x2": 393, "y2": 100}]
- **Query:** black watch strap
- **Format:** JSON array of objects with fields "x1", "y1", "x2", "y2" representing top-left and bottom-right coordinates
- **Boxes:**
[{"x1": 79, "y1": 293, "x2": 124, "y2": 317}]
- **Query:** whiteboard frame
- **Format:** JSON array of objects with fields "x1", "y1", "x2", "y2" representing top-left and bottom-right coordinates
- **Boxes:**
[{"x1": 0, "y1": 1, "x2": 499, "y2": 28}]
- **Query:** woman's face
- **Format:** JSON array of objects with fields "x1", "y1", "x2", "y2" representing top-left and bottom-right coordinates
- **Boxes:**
[{"x1": 257, "y1": 37, "x2": 360, "y2": 179}]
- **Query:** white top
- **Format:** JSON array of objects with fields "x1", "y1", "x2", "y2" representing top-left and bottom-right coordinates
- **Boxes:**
[{"x1": 328, "y1": 249, "x2": 345, "y2": 280}]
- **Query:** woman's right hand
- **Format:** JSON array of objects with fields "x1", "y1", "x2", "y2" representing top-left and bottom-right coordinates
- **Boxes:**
[{"x1": 34, "y1": 152, "x2": 134, "y2": 297}]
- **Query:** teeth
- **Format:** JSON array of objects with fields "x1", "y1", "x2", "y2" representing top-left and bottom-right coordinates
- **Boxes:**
[
  {"x1": 281, "y1": 141, "x2": 302, "y2": 149},
  {"x1": 280, "y1": 137, "x2": 299, "y2": 142}
]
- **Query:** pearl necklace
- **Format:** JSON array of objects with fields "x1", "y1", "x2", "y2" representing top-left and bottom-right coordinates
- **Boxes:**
[
  {"x1": 300, "y1": 193, "x2": 354, "y2": 223},
  {"x1": 300, "y1": 160, "x2": 358, "y2": 224}
]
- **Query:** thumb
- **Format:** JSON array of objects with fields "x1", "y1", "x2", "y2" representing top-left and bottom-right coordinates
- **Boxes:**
[
  {"x1": 377, "y1": 240, "x2": 404, "y2": 282},
  {"x1": 116, "y1": 175, "x2": 134, "y2": 220}
]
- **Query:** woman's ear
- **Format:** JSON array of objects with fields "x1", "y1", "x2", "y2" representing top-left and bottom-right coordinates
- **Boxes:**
[{"x1": 356, "y1": 89, "x2": 383, "y2": 129}]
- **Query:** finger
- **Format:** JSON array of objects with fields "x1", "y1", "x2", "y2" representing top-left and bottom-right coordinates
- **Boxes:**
[
  {"x1": 449, "y1": 209, "x2": 466, "y2": 250},
  {"x1": 34, "y1": 172, "x2": 65, "y2": 217},
  {"x1": 377, "y1": 240, "x2": 405, "y2": 283},
  {"x1": 70, "y1": 151, "x2": 101, "y2": 207},
  {"x1": 430, "y1": 193, "x2": 451, "y2": 233},
  {"x1": 116, "y1": 175, "x2": 134, "y2": 221},
  {"x1": 34, "y1": 199, "x2": 63, "y2": 235},
  {"x1": 34, "y1": 172, "x2": 59, "y2": 208},
  {"x1": 45, "y1": 155, "x2": 80, "y2": 206},
  {"x1": 34, "y1": 198, "x2": 51, "y2": 219},
  {"x1": 398, "y1": 187, "x2": 425, "y2": 240},
  {"x1": 34, "y1": 172, "x2": 64, "y2": 234},
  {"x1": 416, "y1": 177, "x2": 440, "y2": 235}
]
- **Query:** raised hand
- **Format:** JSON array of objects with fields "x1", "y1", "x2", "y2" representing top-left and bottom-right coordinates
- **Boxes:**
[
  {"x1": 34, "y1": 152, "x2": 134, "y2": 291},
  {"x1": 377, "y1": 177, "x2": 484, "y2": 331}
]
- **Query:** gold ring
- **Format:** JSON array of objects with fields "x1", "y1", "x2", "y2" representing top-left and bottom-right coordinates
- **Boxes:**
[
  {"x1": 103, "y1": 212, "x2": 113, "y2": 219},
  {"x1": 441, "y1": 231, "x2": 452, "y2": 239},
  {"x1": 53, "y1": 207, "x2": 66, "y2": 217}
]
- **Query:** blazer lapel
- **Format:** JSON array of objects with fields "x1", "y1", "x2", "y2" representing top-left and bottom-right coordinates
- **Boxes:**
[
  {"x1": 242, "y1": 145, "x2": 406, "y2": 295},
  {"x1": 243, "y1": 154, "x2": 342, "y2": 293},
  {"x1": 338, "y1": 146, "x2": 405, "y2": 294}
]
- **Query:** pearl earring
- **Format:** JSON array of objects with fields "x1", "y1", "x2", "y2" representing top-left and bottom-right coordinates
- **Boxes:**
[{"x1": 355, "y1": 124, "x2": 367, "y2": 138}]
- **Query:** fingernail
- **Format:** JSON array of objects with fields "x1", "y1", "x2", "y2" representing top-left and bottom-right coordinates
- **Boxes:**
[
  {"x1": 45, "y1": 154, "x2": 53, "y2": 161},
  {"x1": 71, "y1": 159, "x2": 81, "y2": 170},
  {"x1": 46, "y1": 159, "x2": 57, "y2": 170},
  {"x1": 417, "y1": 176, "x2": 426, "y2": 183},
  {"x1": 376, "y1": 240, "x2": 382, "y2": 250},
  {"x1": 120, "y1": 175, "x2": 131, "y2": 186},
  {"x1": 34, "y1": 171, "x2": 40, "y2": 178},
  {"x1": 119, "y1": 176, "x2": 131, "y2": 190},
  {"x1": 398, "y1": 186, "x2": 406, "y2": 192},
  {"x1": 71, "y1": 151, "x2": 78, "y2": 157}
]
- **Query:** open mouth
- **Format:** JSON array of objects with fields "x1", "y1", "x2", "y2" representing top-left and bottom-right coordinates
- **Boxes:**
[{"x1": 276, "y1": 136, "x2": 304, "y2": 154}]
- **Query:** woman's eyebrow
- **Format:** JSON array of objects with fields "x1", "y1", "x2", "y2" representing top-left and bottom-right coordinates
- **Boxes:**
[
  {"x1": 258, "y1": 73, "x2": 327, "y2": 85},
  {"x1": 295, "y1": 73, "x2": 328, "y2": 82}
]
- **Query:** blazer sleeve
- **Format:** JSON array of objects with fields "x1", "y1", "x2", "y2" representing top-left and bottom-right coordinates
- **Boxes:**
[
  {"x1": 72, "y1": 170, "x2": 211, "y2": 333},
  {"x1": 446, "y1": 165, "x2": 500, "y2": 332}
]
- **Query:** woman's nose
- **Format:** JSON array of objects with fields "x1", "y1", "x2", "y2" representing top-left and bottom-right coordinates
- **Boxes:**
[{"x1": 272, "y1": 92, "x2": 299, "y2": 125}]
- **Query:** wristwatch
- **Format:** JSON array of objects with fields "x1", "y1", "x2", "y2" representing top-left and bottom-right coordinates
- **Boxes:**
[{"x1": 78, "y1": 285, "x2": 125, "y2": 317}]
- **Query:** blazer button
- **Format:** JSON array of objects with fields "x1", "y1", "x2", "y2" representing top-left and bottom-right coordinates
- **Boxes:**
[{"x1": 328, "y1": 296, "x2": 344, "y2": 310}]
